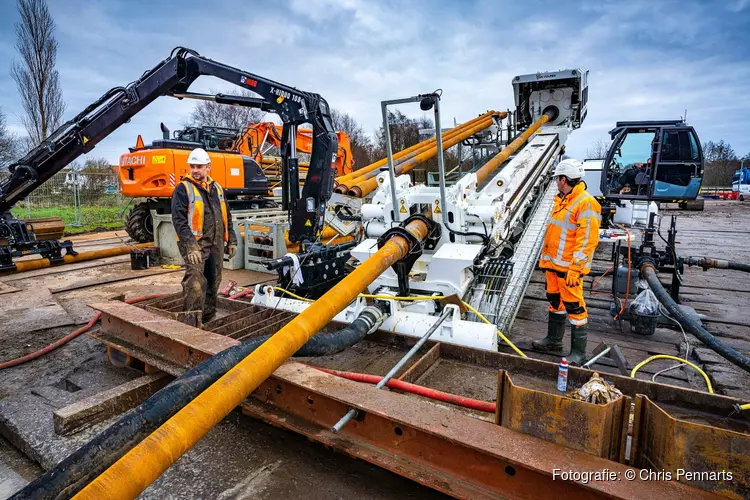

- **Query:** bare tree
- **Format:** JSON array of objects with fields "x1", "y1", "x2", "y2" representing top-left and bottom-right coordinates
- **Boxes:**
[
  {"x1": 0, "y1": 107, "x2": 20, "y2": 168},
  {"x1": 186, "y1": 89, "x2": 266, "y2": 129},
  {"x1": 702, "y1": 140, "x2": 740, "y2": 186},
  {"x1": 329, "y1": 108, "x2": 375, "y2": 168},
  {"x1": 10, "y1": 0, "x2": 66, "y2": 147},
  {"x1": 586, "y1": 138, "x2": 611, "y2": 159}
]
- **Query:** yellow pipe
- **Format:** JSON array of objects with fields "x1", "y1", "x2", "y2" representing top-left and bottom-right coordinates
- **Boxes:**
[
  {"x1": 473, "y1": 112, "x2": 551, "y2": 187},
  {"x1": 630, "y1": 355, "x2": 714, "y2": 393},
  {"x1": 2, "y1": 242, "x2": 154, "y2": 275},
  {"x1": 285, "y1": 234, "x2": 355, "y2": 253},
  {"x1": 237, "y1": 223, "x2": 340, "y2": 245},
  {"x1": 335, "y1": 111, "x2": 503, "y2": 189},
  {"x1": 348, "y1": 117, "x2": 496, "y2": 198},
  {"x1": 335, "y1": 111, "x2": 493, "y2": 184},
  {"x1": 73, "y1": 218, "x2": 430, "y2": 500}
]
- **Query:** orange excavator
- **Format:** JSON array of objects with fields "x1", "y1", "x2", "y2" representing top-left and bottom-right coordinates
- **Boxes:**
[{"x1": 118, "y1": 120, "x2": 353, "y2": 242}]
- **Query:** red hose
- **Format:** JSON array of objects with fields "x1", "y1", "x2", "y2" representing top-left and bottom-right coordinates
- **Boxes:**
[
  {"x1": 229, "y1": 289, "x2": 254, "y2": 300},
  {"x1": 314, "y1": 367, "x2": 496, "y2": 413},
  {"x1": 0, "y1": 294, "x2": 169, "y2": 370}
]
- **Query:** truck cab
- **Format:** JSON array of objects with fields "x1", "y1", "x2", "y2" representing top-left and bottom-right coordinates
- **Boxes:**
[{"x1": 600, "y1": 120, "x2": 704, "y2": 203}]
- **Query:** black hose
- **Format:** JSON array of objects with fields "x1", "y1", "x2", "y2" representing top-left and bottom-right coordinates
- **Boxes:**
[
  {"x1": 13, "y1": 307, "x2": 385, "y2": 500},
  {"x1": 641, "y1": 264, "x2": 750, "y2": 374},
  {"x1": 686, "y1": 256, "x2": 750, "y2": 273}
]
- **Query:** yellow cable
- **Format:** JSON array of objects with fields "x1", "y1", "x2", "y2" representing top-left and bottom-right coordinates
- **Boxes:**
[
  {"x1": 271, "y1": 288, "x2": 527, "y2": 357},
  {"x1": 737, "y1": 403, "x2": 750, "y2": 411},
  {"x1": 630, "y1": 355, "x2": 713, "y2": 394}
]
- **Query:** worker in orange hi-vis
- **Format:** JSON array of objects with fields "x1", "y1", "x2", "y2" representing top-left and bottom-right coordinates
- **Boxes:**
[
  {"x1": 171, "y1": 148, "x2": 237, "y2": 325},
  {"x1": 534, "y1": 159, "x2": 602, "y2": 366}
]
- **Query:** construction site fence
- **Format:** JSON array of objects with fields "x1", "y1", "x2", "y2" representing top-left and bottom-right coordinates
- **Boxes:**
[{"x1": 0, "y1": 170, "x2": 131, "y2": 229}]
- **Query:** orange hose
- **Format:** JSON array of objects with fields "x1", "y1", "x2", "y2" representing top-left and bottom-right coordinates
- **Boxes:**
[
  {"x1": 73, "y1": 218, "x2": 430, "y2": 500},
  {"x1": 0, "y1": 294, "x2": 169, "y2": 370}
]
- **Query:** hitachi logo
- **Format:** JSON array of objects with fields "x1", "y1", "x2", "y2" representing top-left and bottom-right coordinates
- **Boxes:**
[{"x1": 120, "y1": 156, "x2": 146, "y2": 166}]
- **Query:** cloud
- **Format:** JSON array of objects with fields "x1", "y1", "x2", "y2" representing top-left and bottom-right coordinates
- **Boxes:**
[{"x1": 0, "y1": 0, "x2": 747, "y2": 167}]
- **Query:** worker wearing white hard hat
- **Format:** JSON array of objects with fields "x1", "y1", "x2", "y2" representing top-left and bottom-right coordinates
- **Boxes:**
[
  {"x1": 534, "y1": 158, "x2": 602, "y2": 365},
  {"x1": 171, "y1": 148, "x2": 237, "y2": 324}
]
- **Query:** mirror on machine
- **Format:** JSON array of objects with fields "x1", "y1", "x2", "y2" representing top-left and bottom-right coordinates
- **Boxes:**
[{"x1": 601, "y1": 120, "x2": 704, "y2": 202}]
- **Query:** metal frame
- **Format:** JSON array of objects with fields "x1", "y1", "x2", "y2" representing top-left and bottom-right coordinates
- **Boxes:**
[{"x1": 86, "y1": 300, "x2": 746, "y2": 500}]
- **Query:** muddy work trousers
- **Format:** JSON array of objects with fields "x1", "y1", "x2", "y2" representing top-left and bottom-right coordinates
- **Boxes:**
[
  {"x1": 180, "y1": 241, "x2": 223, "y2": 323},
  {"x1": 545, "y1": 270, "x2": 588, "y2": 326}
]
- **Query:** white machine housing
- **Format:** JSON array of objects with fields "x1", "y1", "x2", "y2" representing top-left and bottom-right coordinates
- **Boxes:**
[{"x1": 254, "y1": 69, "x2": 588, "y2": 351}]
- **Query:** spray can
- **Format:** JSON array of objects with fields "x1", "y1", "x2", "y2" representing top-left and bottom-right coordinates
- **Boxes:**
[{"x1": 557, "y1": 357, "x2": 569, "y2": 392}]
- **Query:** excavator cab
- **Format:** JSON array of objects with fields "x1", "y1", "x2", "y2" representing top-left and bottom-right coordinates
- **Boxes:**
[{"x1": 601, "y1": 120, "x2": 704, "y2": 202}]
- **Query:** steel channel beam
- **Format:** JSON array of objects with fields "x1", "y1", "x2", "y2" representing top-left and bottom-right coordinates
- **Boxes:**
[
  {"x1": 631, "y1": 395, "x2": 749, "y2": 498},
  {"x1": 89, "y1": 302, "x2": 724, "y2": 500}
]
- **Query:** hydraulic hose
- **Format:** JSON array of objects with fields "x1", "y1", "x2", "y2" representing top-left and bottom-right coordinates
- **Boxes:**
[
  {"x1": 0, "y1": 294, "x2": 168, "y2": 371},
  {"x1": 14, "y1": 305, "x2": 387, "y2": 500},
  {"x1": 641, "y1": 264, "x2": 750, "y2": 374},
  {"x1": 685, "y1": 256, "x2": 750, "y2": 273},
  {"x1": 315, "y1": 367, "x2": 496, "y2": 413},
  {"x1": 74, "y1": 217, "x2": 429, "y2": 499}
]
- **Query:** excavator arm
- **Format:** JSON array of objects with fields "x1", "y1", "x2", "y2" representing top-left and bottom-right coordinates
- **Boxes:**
[{"x1": 0, "y1": 47, "x2": 338, "y2": 270}]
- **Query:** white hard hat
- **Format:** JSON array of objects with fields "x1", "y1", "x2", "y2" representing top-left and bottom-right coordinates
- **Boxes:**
[
  {"x1": 187, "y1": 148, "x2": 211, "y2": 165},
  {"x1": 552, "y1": 158, "x2": 584, "y2": 179}
]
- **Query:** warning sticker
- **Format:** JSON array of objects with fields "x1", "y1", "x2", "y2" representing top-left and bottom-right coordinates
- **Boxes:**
[
  {"x1": 305, "y1": 219, "x2": 312, "y2": 227},
  {"x1": 433, "y1": 200, "x2": 442, "y2": 214},
  {"x1": 399, "y1": 200, "x2": 407, "y2": 214},
  {"x1": 152, "y1": 155, "x2": 166, "y2": 164}
]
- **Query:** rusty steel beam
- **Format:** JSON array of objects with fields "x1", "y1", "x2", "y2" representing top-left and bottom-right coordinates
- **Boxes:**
[{"x1": 87, "y1": 302, "x2": 725, "y2": 500}]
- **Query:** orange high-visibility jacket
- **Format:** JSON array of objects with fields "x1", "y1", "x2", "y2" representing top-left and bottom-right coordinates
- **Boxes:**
[
  {"x1": 182, "y1": 176, "x2": 230, "y2": 243},
  {"x1": 539, "y1": 182, "x2": 602, "y2": 275}
]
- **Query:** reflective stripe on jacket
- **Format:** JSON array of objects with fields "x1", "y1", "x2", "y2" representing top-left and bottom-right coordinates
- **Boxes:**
[
  {"x1": 181, "y1": 177, "x2": 229, "y2": 243},
  {"x1": 539, "y1": 182, "x2": 601, "y2": 274}
]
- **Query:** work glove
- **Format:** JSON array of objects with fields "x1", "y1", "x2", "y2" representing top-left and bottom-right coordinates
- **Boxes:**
[
  {"x1": 186, "y1": 249, "x2": 202, "y2": 265},
  {"x1": 565, "y1": 269, "x2": 581, "y2": 287},
  {"x1": 226, "y1": 244, "x2": 237, "y2": 259}
]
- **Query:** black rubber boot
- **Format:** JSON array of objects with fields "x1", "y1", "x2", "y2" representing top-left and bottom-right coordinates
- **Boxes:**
[
  {"x1": 532, "y1": 312, "x2": 566, "y2": 352},
  {"x1": 567, "y1": 324, "x2": 589, "y2": 366}
]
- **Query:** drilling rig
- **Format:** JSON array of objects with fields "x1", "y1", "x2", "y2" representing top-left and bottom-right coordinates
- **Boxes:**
[{"x1": 254, "y1": 69, "x2": 589, "y2": 350}]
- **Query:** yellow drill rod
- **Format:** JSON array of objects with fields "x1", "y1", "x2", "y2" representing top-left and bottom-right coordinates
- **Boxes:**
[
  {"x1": 473, "y1": 112, "x2": 552, "y2": 187},
  {"x1": 335, "y1": 111, "x2": 503, "y2": 190},
  {"x1": 348, "y1": 116, "x2": 496, "y2": 198},
  {"x1": 73, "y1": 218, "x2": 430, "y2": 500}
]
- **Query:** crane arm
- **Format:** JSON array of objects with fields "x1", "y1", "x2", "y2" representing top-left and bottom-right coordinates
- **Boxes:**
[{"x1": 1, "y1": 47, "x2": 338, "y2": 244}]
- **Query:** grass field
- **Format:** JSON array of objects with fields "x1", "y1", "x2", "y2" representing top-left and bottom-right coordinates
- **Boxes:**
[{"x1": 11, "y1": 206, "x2": 126, "y2": 235}]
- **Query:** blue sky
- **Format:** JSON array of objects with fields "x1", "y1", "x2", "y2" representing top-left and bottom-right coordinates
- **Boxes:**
[{"x1": 1, "y1": 0, "x2": 749, "y2": 165}]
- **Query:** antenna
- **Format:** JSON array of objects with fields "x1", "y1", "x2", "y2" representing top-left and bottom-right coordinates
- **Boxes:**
[{"x1": 683, "y1": 109, "x2": 688, "y2": 123}]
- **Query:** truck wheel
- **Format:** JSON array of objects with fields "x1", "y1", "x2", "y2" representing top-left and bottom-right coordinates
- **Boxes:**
[
  {"x1": 683, "y1": 198, "x2": 705, "y2": 211},
  {"x1": 125, "y1": 202, "x2": 154, "y2": 243},
  {"x1": 741, "y1": 195, "x2": 745, "y2": 202}
]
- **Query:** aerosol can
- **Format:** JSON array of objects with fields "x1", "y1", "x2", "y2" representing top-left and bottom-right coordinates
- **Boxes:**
[{"x1": 557, "y1": 358, "x2": 569, "y2": 392}]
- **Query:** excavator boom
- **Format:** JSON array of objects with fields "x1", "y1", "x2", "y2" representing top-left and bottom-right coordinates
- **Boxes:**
[{"x1": 0, "y1": 47, "x2": 338, "y2": 270}]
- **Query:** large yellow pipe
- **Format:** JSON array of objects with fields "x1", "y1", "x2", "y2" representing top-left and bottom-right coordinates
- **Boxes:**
[
  {"x1": 73, "y1": 218, "x2": 430, "y2": 500},
  {"x1": 473, "y1": 112, "x2": 552, "y2": 187},
  {"x1": 237, "y1": 224, "x2": 340, "y2": 245},
  {"x1": 1, "y1": 242, "x2": 154, "y2": 275},
  {"x1": 335, "y1": 111, "x2": 501, "y2": 188},
  {"x1": 348, "y1": 116, "x2": 496, "y2": 198},
  {"x1": 336, "y1": 111, "x2": 497, "y2": 186}
]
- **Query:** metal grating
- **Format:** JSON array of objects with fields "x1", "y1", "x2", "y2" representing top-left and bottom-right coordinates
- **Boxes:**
[{"x1": 495, "y1": 181, "x2": 557, "y2": 334}]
